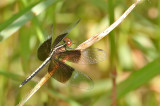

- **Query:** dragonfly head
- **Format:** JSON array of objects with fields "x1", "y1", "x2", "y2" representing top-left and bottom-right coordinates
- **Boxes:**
[{"x1": 63, "y1": 38, "x2": 72, "y2": 46}]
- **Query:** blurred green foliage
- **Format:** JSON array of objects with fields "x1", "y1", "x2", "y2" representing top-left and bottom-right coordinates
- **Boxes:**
[{"x1": 0, "y1": 0, "x2": 160, "y2": 106}]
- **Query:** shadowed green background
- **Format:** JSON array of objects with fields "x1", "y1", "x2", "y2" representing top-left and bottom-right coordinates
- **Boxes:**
[{"x1": 0, "y1": 0, "x2": 160, "y2": 106}]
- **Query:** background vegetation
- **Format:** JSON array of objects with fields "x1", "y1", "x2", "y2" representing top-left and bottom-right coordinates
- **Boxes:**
[{"x1": 0, "y1": 0, "x2": 160, "y2": 106}]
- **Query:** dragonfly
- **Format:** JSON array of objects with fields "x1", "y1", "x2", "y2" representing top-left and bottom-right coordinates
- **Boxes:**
[{"x1": 19, "y1": 19, "x2": 106, "y2": 89}]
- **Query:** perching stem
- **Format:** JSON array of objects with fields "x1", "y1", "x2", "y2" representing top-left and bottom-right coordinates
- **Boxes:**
[{"x1": 18, "y1": 0, "x2": 141, "y2": 105}]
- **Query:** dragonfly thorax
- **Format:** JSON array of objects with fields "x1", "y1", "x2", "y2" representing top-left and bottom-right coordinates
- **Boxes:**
[
  {"x1": 51, "y1": 44, "x2": 66, "y2": 55},
  {"x1": 51, "y1": 38, "x2": 72, "y2": 56}
]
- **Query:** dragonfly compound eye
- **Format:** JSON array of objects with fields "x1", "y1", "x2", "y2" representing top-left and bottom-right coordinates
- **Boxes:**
[{"x1": 63, "y1": 38, "x2": 72, "y2": 46}]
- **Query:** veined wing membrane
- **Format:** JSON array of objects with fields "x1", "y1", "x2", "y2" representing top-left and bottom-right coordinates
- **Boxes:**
[
  {"x1": 37, "y1": 19, "x2": 80, "y2": 61},
  {"x1": 37, "y1": 32, "x2": 68, "y2": 61},
  {"x1": 48, "y1": 59, "x2": 93, "y2": 89},
  {"x1": 48, "y1": 60, "x2": 74, "y2": 83},
  {"x1": 67, "y1": 71, "x2": 94, "y2": 90},
  {"x1": 51, "y1": 33, "x2": 68, "y2": 48},
  {"x1": 52, "y1": 19, "x2": 80, "y2": 48},
  {"x1": 56, "y1": 48, "x2": 107, "y2": 64}
]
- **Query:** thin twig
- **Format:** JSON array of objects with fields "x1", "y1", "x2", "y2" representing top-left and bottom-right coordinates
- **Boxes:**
[
  {"x1": 111, "y1": 68, "x2": 117, "y2": 106},
  {"x1": 76, "y1": 0, "x2": 141, "y2": 50},
  {"x1": 108, "y1": 0, "x2": 116, "y2": 105},
  {"x1": 18, "y1": 0, "x2": 141, "y2": 105}
]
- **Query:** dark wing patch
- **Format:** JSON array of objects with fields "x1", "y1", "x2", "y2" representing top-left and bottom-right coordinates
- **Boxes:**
[
  {"x1": 37, "y1": 19, "x2": 80, "y2": 61},
  {"x1": 52, "y1": 33, "x2": 68, "y2": 48},
  {"x1": 48, "y1": 60, "x2": 74, "y2": 83},
  {"x1": 48, "y1": 60, "x2": 93, "y2": 90},
  {"x1": 37, "y1": 37, "x2": 52, "y2": 61},
  {"x1": 56, "y1": 48, "x2": 106, "y2": 64},
  {"x1": 55, "y1": 50, "x2": 81, "y2": 63},
  {"x1": 52, "y1": 19, "x2": 80, "y2": 48}
]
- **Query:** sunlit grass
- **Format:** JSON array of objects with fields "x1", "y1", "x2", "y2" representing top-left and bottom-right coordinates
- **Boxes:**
[{"x1": 0, "y1": 0, "x2": 160, "y2": 106}]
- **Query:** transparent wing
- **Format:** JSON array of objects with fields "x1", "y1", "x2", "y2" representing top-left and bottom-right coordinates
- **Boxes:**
[
  {"x1": 67, "y1": 71, "x2": 94, "y2": 90},
  {"x1": 56, "y1": 48, "x2": 107, "y2": 64},
  {"x1": 48, "y1": 59, "x2": 93, "y2": 89},
  {"x1": 37, "y1": 19, "x2": 80, "y2": 61}
]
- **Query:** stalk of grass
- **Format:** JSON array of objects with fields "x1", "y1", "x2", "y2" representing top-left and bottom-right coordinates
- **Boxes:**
[
  {"x1": 20, "y1": 0, "x2": 45, "y2": 42},
  {"x1": 158, "y1": 0, "x2": 160, "y2": 51},
  {"x1": 0, "y1": 70, "x2": 21, "y2": 81},
  {"x1": 90, "y1": 56, "x2": 160, "y2": 105},
  {"x1": 0, "y1": 0, "x2": 58, "y2": 42},
  {"x1": 18, "y1": 0, "x2": 141, "y2": 105},
  {"x1": 87, "y1": 0, "x2": 108, "y2": 12},
  {"x1": 0, "y1": 70, "x2": 80, "y2": 105},
  {"x1": 108, "y1": 0, "x2": 117, "y2": 106},
  {"x1": 116, "y1": 57, "x2": 160, "y2": 99},
  {"x1": 108, "y1": 0, "x2": 116, "y2": 64}
]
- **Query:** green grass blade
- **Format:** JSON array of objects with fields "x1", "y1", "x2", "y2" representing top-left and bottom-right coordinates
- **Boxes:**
[
  {"x1": 117, "y1": 57, "x2": 160, "y2": 99},
  {"x1": 94, "y1": 57, "x2": 160, "y2": 105},
  {"x1": 0, "y1": 70, "x2": 21, "y2": 81},
  {"x1": 108, "y1": 0, "x2": 116, "y2": 65},
  {"x1": 46, "y1": 88, "x2": 81, "y2": 106},
  {"x1": 87, "y1": 0, "x2": 108, "y2": 12},
  {"x1": 0, "y1": 0, "x2": 57, "y2": 42}
]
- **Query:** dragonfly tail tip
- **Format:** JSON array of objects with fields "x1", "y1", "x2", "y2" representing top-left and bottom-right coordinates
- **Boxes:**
[{"x1": 19, "y1": 84, "x2": 22, "y2": 88}]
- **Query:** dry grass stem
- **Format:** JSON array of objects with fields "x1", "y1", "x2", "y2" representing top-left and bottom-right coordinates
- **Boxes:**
[{"x1": 18, "y1": 0, "x2": 141, "y2": 105}]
